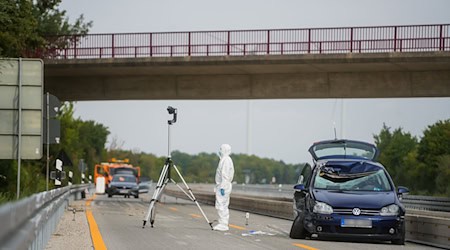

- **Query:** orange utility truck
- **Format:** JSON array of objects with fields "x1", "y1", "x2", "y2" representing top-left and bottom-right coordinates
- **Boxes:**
[{"x1": 94, "y1": 158, "x2": 141, "y2": 188}]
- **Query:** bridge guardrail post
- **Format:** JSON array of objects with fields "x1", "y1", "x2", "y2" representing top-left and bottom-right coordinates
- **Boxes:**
[
  {"x1": 350, "y1": 27, "x2": 353, "y2": 52},
  {"x1": 227, "y1": 31, "x2": 231, "y2": 55},
  {"x1": 394, "y1": 26, "x2": 397, "y2": 52},
  {"x1": 308, "y1": 29, "x2": 311, "y2": 53},
  {"x1": 73, "y1": 35, "x2": 77, "y2": 58},
  {"x1": 112, "y1": 34, "x2": 115, "y2": 58},
  {"x1": 188, "y1": 32, "x2": 191, "y2": 56}
]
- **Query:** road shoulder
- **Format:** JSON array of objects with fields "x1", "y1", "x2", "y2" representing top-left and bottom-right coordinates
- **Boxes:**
[{"x1": 45, "y1": 198, "x2": 93, "y2": 250}]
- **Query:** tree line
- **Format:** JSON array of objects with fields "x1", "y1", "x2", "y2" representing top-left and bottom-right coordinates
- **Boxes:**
[
  {"x1": 374, "y1": 120, "x2": 450, "y2": 197},
  {"x1": 107, "y1": 149, "x2": 303, "y2": 185}
]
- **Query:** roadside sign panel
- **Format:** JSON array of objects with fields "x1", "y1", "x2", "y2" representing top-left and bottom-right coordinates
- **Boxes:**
[
  {"x1": 43, "y1": 94, "x2": 61, "y2": 118},
  {"x1": 0, "y1": 58, "x2": 43, "y2": 159},
  {"x1": 43, "y1": 118, "x2": 61, "y2": 144},
  {"x1": 43, "y1": 93, "x2": 61, "y2": 144}
]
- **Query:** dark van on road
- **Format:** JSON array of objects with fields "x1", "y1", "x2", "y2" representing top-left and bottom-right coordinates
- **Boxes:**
[{"x1": 290, "y1": 139, "x2": 409, "y2": 245}]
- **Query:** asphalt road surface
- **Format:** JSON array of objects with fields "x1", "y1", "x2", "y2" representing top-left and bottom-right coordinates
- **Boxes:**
[{"x1": 90, "y1": 189, "x2": 437, "y2": 250}]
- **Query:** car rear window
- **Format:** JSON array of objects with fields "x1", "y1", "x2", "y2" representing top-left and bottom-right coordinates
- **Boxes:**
[{"x1": 113, "y1": 175, "x2": 136, "y2": 183}]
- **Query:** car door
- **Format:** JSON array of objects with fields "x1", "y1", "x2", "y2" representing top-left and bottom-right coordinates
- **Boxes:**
[{"x1": 294, "y1": 163, "x2": 312, "y2": 215}]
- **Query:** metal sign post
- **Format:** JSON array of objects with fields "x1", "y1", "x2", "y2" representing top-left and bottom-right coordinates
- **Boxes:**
[
  {"x1": 46, "y1": 93, "x2": 49, "y2": 190},
  {"x1": 17, "y1": 58, "x2": 23, "y2": 200},
  {"x1": 44, "y1": 93, "x2": 61, "y2": 190}
]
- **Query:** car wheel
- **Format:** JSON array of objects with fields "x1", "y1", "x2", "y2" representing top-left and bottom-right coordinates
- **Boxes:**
[
  {"x1": 108, "y1": 194, "x2": 112, "y2": 198},
  {"x1": 135, "y1": 194, "x2": 139, "y2": 199},
  {"x1": 392, "y1": 224, "x2": 405, "y2": 245},
  {"x1": 289, "y1": 214, "x2": 307, "y2": 239}
]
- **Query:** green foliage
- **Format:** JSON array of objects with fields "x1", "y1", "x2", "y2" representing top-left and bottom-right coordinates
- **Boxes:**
[
  {"x1": 0, "y1": 0, "x2": 92, "y2": 58},
  {"x1": 0, "y1": 0, "x2": 39, "y2": 57},
  {"x1": 105, "y1": 150, "x2": 302, "y2": 185},
  {"x1": 55, "y1": 102, "x2": 109, "y2": 183},
  {"x1": 374, "y1": 120, "x2": 450, "y2": 197},
  {"x1": 0, "y1": 192, "x2": 9, "y2": 205},
  {"x1": 0, "y1": 160, "x2": 18, "y2": 199},
  {"x1": 435, "y1": 155, "x2": 450, "y2": 197},
  {"x1": 374, "y1": 124, "x2": 418, "y2": 185},
  {"x1": 418, "y1": 120, "x2": 450, "y2": 164},
  {"x1": 0, "y1": 158, "x2": 48, "y2": 201}
]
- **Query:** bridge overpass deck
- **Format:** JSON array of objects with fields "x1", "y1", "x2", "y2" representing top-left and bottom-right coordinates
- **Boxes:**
[{"x1": 44, "y1": 52, "x2": 450, "y2": 101}]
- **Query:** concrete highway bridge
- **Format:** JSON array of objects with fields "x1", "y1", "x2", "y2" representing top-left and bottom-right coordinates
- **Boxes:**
[{"x1": 43, "y1": 24, "x2": 450, "y2": 100}]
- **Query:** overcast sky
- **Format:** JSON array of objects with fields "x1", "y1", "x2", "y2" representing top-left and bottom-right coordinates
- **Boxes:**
[{"x1": 59, "y1": 0, "x2": 450, "y2": 164}]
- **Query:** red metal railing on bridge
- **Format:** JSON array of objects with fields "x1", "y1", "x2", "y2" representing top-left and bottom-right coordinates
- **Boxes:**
[{"x1": 44, "y1": 24, "x2": 450, "y2": 59}]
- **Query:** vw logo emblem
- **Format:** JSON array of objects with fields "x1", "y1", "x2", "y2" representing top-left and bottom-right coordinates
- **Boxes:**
[{"x1": 352, "y1": 207, "x2": 361, "y2": 216}]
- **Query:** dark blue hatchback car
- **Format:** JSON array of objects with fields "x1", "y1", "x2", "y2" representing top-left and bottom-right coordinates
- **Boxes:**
[{"x1": 290, "y1": 139, "x2": 409, "y2": 245}]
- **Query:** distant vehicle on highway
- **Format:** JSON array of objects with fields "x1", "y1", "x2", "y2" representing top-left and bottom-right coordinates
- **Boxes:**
[
  {"x1": 94, "y1": 158, "x2": 141, "y2": 191},
  {"x1": 290, "y1": 139, "x2": 409, "y2": 245},
  {"x1": 107, "y1": 174, "x2": 139, "y2": 198}
]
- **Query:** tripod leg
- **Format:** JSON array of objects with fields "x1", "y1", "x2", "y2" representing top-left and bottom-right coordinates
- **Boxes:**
[
  {"x1": 150, "y1": 177, "x2": 170, "y2": 227},
  {"x1": 143, "y1": 163, "x2": 169, "y2": 228},
  {"x1": 170, "y1": 179, "x2": 194, "y2": 201},
  {"x1": 172, "y1": 164, "x2": 214, "y2": 230}
]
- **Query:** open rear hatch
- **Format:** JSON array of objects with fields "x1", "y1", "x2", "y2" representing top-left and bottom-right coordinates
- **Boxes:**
[{"x1": 309, "y1": 139, "x2": 379, "y2": 161}]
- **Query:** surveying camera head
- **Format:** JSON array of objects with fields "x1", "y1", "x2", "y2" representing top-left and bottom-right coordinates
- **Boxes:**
[{"x1": 167, "y1": 106, "x2": 177, "y2": 125}]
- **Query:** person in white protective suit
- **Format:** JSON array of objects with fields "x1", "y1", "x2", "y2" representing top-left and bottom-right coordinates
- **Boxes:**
[{"x1": 213, "y1": 144, "x2": 235, "y2": 231}]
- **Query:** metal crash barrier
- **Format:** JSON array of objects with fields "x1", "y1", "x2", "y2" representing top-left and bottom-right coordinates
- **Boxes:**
[
  {"x1": 164, "y1": 188, "x2": 450, "y2": 249},
  {"x1": 0, "y1": 184, "x2": 91, "y2": 250}
]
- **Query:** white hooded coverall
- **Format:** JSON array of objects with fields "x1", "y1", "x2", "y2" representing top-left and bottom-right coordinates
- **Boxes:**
[{"x1": 214, "y1": 144, "x2": 234, "y2": 231}]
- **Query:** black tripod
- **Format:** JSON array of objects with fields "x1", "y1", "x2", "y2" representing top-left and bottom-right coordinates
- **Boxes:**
[{"x1": 142, "y1": 106, "x2": 213, "y2": 229}]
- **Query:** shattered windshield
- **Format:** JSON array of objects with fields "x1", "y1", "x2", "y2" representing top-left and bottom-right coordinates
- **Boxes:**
[{"x1": 313, "y1": 164, "x2": 392, "y2": 192}]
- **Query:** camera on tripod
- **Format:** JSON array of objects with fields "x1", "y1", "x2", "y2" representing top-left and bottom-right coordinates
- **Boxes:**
[
  {"x1": 167, "y1": 106, "x2": 177, "y2": 125},
  {"x1": 142, "y1": 106, "x2": 212, "y2": 229}
]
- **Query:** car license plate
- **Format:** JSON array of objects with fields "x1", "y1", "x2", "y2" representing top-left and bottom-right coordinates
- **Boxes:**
[
  {"x1": 119, "y1": 190, "x2": 128, "y2": 194},
  {"x1": 341, "y1": 218, "x2": 372, "y2": 228}
]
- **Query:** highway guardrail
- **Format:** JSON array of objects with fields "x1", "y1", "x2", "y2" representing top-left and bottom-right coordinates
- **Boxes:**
[{"x1": 0, "y1": 184, "x2": 91, "y2": 250}]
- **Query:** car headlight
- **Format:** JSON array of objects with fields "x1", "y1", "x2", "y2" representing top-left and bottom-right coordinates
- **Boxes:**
[
  {"x1": 313, "y1": 201, "x2": 333, "y2": 214},
  {"x1": 380, "y1": 204, "x2": 399, "y2": 216}
]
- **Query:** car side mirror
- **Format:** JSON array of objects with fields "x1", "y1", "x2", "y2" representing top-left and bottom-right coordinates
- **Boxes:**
[
  {"x1": 294, "y1": 184, "x2": 307, "y2": 192},
  {"x1": 397, "y1": 186, "x2": 409, "y2": 195},
  {"x1": 397, "y1": 186, "x2": 409, "y2": 201}
]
